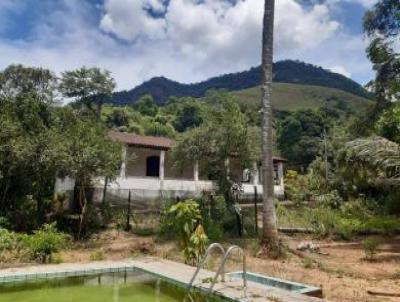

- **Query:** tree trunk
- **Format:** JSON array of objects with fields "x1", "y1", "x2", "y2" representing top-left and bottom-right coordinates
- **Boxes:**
[
  {"x1": 261, "y1": 0, "x2": 279, "y2": 245},
  {"x1": 77, "y1": 186, "x2": 88, "y2": 240}
]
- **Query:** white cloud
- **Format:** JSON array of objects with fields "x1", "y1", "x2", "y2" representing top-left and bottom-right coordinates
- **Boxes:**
[
  {"x1": 329, "y1": 65, "x2": 352, "y2": 78},
  {"x1": 101, "y1": 0, "x2": 340, "y2": 56},
  {"x1": 100, "y1": 0, "x2": 166, "y2": 40},
  {"x1": 0, "y1": 0, "x2": 373, "y2": 91},
  {"x1": 97, "y1": 0, "x2": 341, "y2": 80}
]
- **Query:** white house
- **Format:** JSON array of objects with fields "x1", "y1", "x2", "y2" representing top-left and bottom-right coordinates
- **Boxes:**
[{"x1": 55, "y1": 131, "x2": 286, "y2": 203}]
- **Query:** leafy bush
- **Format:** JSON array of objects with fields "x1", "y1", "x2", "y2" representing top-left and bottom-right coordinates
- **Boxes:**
[
  {"x1": 284, "y1": 170, "x2": 311, "y2": 203},
  {"x1": 160, "y1": 200, "x2": 209, "y2": 265},
  {"x1": 0, "y1": 217, "x2": 10, "y2": 229},
  {"x1": 362, "y1": 238, "x2": 381, "y2": 260},
  {"x1": 90, "y1": 249, "x2": 105, "y2": 261},
  {"x1": 361, "y1": 217, "x2": 400, "y2": 234},
  {"x1": 27, "y1": 224, "x2": 68, "y2": 263},
  {"x1": 184, "y1": 224, "x2": 208, "y2": 265},
  {"x1": 385, "y1": 191, "x2": 400, "y2": 215},
  {"x1": 204, "y1": 223, "x2": 224, "y2": 242},
  {"x1": 304, "y1": 208, "x2": 340, "y2": 238},
  {"x1": 0, "y1": 228, "x2": 27, "y2": 253},
  {"x1": 340, "y1": 198, "x2": 374, "y2": 219},
  {"x1": 160, "y1": 200, "x2": 202, "y2": 247},
  {"x1": 316, "y1": 190, "x2": 343, "y2": 209}
]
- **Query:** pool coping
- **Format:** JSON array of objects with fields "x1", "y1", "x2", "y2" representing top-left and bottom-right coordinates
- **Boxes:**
[
  {"x1": 0, "y1": 258, "x2": 326, "y2": 302},
  {"x1": 227, "y1": 271, "x2": 322, "y2": 297}
]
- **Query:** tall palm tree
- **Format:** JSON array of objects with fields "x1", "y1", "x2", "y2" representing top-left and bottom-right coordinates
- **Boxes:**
[{"x1": 261, "y1": 0, "x2": 279, "y2": 246}]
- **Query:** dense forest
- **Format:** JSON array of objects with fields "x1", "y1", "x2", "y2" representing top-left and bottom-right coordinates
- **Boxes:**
[{"x1": 112, "y1": 60, "x2": 373, "y2": 105}]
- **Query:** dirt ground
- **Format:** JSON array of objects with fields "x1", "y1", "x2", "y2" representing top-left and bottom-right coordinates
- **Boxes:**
[{"x1": 10, "y1": 229, "x2": 400, "y2": 302}]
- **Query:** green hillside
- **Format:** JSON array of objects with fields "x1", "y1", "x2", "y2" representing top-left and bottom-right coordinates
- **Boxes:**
[{"x1": 233, "y1": 83, "x2": 373, "y2": 111}]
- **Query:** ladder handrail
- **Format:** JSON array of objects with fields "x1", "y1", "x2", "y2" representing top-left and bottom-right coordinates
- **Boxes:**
[
  {"x1": 208, "y1": 245, "x2": 247, "y2": 296},
  {"x1": 187, "y1": 243, "x2": 226, "y2": 291}
]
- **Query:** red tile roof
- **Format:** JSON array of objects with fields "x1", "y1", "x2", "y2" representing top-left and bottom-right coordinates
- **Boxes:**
[
  {"x1": 109, "y1": 131, "x2": 173, "y2": 150},
  {"x1": 108, "y1": 131, "x2": 286, "y2": 162}
]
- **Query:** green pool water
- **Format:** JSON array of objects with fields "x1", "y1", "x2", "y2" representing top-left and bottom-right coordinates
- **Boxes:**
[{"x1": 0, "y1": 271, "x2": 210, "y2": 302}]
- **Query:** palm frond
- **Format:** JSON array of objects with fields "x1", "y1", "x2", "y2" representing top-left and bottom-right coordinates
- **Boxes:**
[{"x1": 345, "y1": 136, "x2": 400, "y2": 178}]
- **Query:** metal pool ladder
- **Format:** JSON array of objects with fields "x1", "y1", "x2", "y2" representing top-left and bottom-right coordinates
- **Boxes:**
[
  {"x1": 185, "y1": 243, "x2": 247, "y2": 300},
  {"x1": 187, "y1": 243, "x2": 226, "y2": 292},
  {"x1": 208, "y1": 245, "x2": 247, "y2": 297}
]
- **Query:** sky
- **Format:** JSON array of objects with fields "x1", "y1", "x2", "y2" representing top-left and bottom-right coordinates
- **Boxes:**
[{"x1": 0, "y1": 0, "x2": 377, "y2": 91}]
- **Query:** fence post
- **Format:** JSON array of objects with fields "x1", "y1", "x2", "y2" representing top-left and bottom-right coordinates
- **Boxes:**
[
  {"x1": 126, "y1": 190, "x2": 131, "y2": 231},
  {"x1": 101, "y1": 177, "x2": 108, "y2": 211},
  {"x1": 254, "y1": 186, "x2": 258, "y2": 235}
]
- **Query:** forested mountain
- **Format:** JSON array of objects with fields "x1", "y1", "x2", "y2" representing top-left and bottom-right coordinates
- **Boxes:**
[{"x1": 112, "y1": 60, "x2": 372, "y2": 105}]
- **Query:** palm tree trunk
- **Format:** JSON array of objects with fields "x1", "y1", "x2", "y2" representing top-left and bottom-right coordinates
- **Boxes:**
[{"x1": 261, "y1": 0, "x2": 279, "y2": 245}]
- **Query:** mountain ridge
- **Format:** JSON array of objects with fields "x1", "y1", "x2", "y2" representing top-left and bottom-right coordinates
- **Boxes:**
[{"x1": 112, "y1": 60, "x2": 372, "y2": 105}]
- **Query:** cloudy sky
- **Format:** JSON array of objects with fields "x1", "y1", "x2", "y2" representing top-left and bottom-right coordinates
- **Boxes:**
[{"x1": 0, "y1": 0, "x2": 377, "y2": 91}]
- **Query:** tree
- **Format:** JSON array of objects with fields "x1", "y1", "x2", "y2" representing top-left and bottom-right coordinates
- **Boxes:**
[
  {"x1": 375, "y1": 104, "x2": 400, "y2": 143},
  {"x1": 171, "y1": 92, "x2": 259, "y2": 204},
  {"x1": 0, "y1": 65, "x2": 57, "y2": 103},
  {"x1": 59, "y1": 67, "x2": 116, "y2": 119},
  {"x1": 260, "y1": 0, "x2": 279, "y2": 248},
  {"x1": 363, "y1": 0, "x2": 400, "y2": 38},
  {"x1": 167, "y1": 98, "x2": 204, "y2": 132},
  {"x1": 363, "y1": 0, "x2": 400, "y2": 110},
  {"x1": 133, "y1": 94, "x2": 158, "y2": 117},
  {"x1": 0, "y1": 65, "x2": 64, "y2": 229},
  {"x1": 277, "y1": 110, "x2": 326, "y2": 168},
  {"x1": 343, "y1": 136, "x2": 400, "y2": 181},
  {"x1": 0, "y1": 64, "x2": 121, "y2": 235},
  {"x1": 60, "y1": 118, "x2": 121, "y2": 239}
]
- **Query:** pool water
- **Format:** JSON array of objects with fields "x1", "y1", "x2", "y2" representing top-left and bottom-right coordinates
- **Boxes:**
[{"x1": 0, "y1": 271, "x2": 209, "y2": 302}]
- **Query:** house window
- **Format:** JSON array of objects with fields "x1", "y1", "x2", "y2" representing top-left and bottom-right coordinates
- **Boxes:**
[{"x1": 146, "y1": 156, "x2": 160, "y2": 177}]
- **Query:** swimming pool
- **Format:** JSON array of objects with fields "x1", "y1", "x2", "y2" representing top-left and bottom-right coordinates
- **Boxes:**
[
  {"x1": 0, "y1": 260, "x2": 323, "y2": 302},
  {"x1": 0, "y1": 270, "x2": 213, "y2": 302}
]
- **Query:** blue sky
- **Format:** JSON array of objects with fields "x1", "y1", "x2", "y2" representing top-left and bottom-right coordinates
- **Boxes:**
[{"x1": 0, "y1": 0, "x2": 376, "y2": 90}]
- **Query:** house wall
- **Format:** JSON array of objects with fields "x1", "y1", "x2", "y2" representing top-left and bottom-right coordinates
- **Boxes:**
[
  {"x1": 165, "y1": 152, "x2": 194, "y2": 179},
  {"x1": 54, "y1": 144, "x2": 286, "y2": 204},
  {"x1": 126, "y1": 146, "x2": 194, "y2": 179},
  {"x1": 126, "y1": 147, "x2": 160, "y2": 177}
]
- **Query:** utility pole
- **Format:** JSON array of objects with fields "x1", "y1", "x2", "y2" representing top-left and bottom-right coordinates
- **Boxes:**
[{"x1": 323, "y1": 128, "x2": 329, "y2": 183}]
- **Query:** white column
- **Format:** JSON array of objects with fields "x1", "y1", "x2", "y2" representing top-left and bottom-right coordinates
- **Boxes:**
[
  {"x1": 194, "y1": 161, "x2": 199, "y2": 182},
  {"x1": 252, "y1": 161, "x2": 259, "y2": 185},
  {"x1": 159, "y1": 150, "x2": 165, "y2": 196},
  {"x1": 277, "y1": 162, "x2": 284, "y2": 186},
  {"x1": 159, "y1": 150, "x2": 165, "y2": 181},
  {"x1": 119, "y1": 145, "x2": 127, "y2": 178}
]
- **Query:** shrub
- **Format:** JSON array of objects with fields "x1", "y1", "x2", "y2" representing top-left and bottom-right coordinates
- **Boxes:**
[
  {"x1": 316, "y1": 190, "x2": 343, "y2": 209},
  {"x1": 27, "y1": 224, "x2": 68, "y2": 263},
  {"x1": 385, "y1": 191, "x2": 400, "y2": 215},
  {"x1": 160, "y1": 200, "x2": 202, "y2": 247},
  {"x1": 284, "y1": 171, "x2": 311, "y2": 203},
  {"x1": 362, "y1": 238, "x2": 381, "y2": 261},
  {"x1": 0, "y1": 228, "x2": 28, "y2": 255},
  {"x1": 161, "y1": 200, "x2": 209, "y2": 265},
  {"x1": 184, "y1": 224, "x2": 208, "y2": 265},
  {"x1": 304, "y1": 208, "x2": 340, "y2": 238},
  {"x1": 335, "y1": 218, "x2": 360, "y2": 240},
  {"x1": 204, "y1": 223, "x2": 224, "y2": 242},
  {"x1": 340, "y1": 198, "x2": 373, "y2": 219},
  {"x1": 0, "y1": 217, "x2": 10, "y2": 229},
  {"x1": 0, "y1": 228, "x2": 18, "y2": 251},
  {"x1": 90, "y1": 249, "x2": 105, "y2": 261}
]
